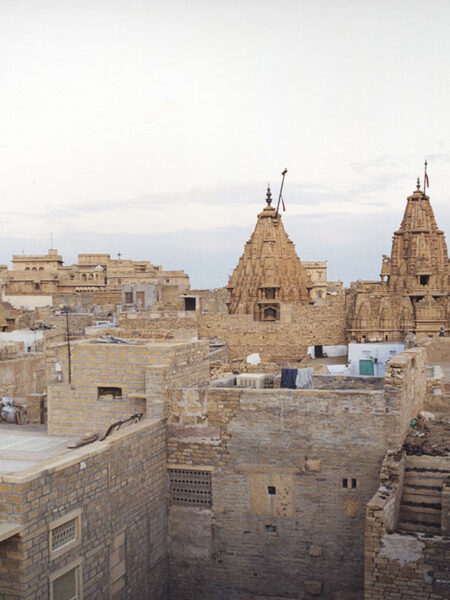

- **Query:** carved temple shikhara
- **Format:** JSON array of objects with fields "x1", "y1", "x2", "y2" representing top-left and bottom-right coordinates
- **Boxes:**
[
  {"x1": 226, "y1": 186, "x2": 311, "y2": 321},
  {"x1": 227, "y1": 179, "x2": 449, "y2": 336},
  {"x1": 348, "y1": 180, "x2": 449, "y2": 340}
]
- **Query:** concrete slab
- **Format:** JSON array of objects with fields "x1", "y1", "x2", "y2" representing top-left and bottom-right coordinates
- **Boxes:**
[{"x1": 0, "y1": 428, "x2": 71, "y2": 473}]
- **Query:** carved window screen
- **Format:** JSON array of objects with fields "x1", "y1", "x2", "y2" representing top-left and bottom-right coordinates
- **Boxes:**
[
  {"x1": 168, "y1": 469, "x2": 212, "y2": 507},
  {"x1": 52, "y1": 519, "x2": 77, "y2": 551}
]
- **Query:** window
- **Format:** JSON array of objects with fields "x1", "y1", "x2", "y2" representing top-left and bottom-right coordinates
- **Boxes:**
[
  {"x1": 50, "y1": 559, "x2": 82, "y2": 600},
  {"x1": 49, "y1": 509, "x2": 81, "y2": 559},
  {"x1": 124, "y1": 292, "x2": 133, "y2": 304},
  {"x1": 342, "y1": 478, "x2": 357, "y2": 489},
  {"x1": 419, "y1": 275, "x2": 429, "y2": 286},
  {"x1": 97, "y1": 387, "x2": 122, "y2": 400},
  {"x1": 267, "y1": 486, "x2": 276, "y2": 495},
  {"x1": 168, "y1": 468, "x2": 212, "y2": 507},
  {"x1": 184, "y1": 297, "x2": 196, "y2": 311}
]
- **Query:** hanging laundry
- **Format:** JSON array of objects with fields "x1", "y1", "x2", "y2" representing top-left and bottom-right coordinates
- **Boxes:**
[
  {"x1": 295, "y1": 368, "x2": 313, "y2": 389},
  {"x1": 281, "y1": 368, "x2": 298, "y2": 389}
]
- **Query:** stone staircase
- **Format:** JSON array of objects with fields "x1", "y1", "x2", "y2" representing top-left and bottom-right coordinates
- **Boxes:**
[{"x1": 397, "y1": 455, "x2": 450, "y2": 535}]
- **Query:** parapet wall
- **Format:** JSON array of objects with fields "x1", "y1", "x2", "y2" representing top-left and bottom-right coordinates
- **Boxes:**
[{"x1": 47, "y1": 339, "x2": 209, "y2": 436}]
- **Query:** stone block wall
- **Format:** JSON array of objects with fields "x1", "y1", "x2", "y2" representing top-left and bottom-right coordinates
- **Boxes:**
[
  {"x1": 47, "y1": 339, "x2": 209, "y2": 436},
  {"x1": 313, "y1": 375, "x2": 384, "y2": 390},
  {"x1": 198, "y1": 297, "x2": 348, "y2": 363},
  {"x1": 118, "y1": 313, "x2": 199, "y2": 340},
  {"x1": 117, "y1": 295, "x2": 348, "y2": 363},
  {"x1": 0, "y1": 353, "x2": 46, "y2": 398},
  {"x1": 383, "y1": 348, "x2": 427, "y2": 447},
  {"x1": 168, "y1": 386, "x2": 396, "y2": 599},
  {"x1": 0, "y1": 419, "x2": 167, "y2": 600}
]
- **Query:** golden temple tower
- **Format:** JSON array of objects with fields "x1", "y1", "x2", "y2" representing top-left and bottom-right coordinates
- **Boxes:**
[{"x1": 227, "y1": 186, "x2": 311, "y2": 321}]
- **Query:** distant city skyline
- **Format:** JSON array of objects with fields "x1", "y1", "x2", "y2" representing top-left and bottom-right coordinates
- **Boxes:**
[{"x1": 1, "y1": 0, "x2": 449, "y2": 288}]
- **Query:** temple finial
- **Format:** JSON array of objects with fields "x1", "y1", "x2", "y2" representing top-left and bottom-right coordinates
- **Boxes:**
[
  {"x1": 416, "y1": 177, "x2": 421, "y2": 190},
  {"x1": 266, "y1": 183, "x2": 272, "y2": 206}
]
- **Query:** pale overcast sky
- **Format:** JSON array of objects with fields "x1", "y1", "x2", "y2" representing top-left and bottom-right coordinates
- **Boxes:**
[{"x1": 0, "y1": 0, "x2": 449, "y2": 288}]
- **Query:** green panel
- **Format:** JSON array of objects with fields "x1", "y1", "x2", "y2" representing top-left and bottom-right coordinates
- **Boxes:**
[{"x1": 359, "y1": 359, "x2": 374, "y2": 376}]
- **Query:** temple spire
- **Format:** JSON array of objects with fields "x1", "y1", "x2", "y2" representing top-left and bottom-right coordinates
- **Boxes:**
[{"x1": 227, "y1": 184, "x2": 311, "y2": 320}]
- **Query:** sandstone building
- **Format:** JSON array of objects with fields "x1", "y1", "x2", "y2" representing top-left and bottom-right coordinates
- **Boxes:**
[
  {"x1": 1, "y1": 250, "x2": 189, "y2": 307},
  {"x1": 1, "y1": 335, "x2": 447, "y2": 599}
]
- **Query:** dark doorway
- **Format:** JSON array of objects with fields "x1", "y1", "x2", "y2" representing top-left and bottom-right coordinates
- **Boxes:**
[
  {"x1": 419, "y1": 275, "x2": 429, "y2": 286},
  {"x1": 314, "y1": 345, "x2": 323, "y2": 358}
]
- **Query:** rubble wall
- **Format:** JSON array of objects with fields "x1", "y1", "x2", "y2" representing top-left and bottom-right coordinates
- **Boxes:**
[{"x1": 365, "y1": 453, "x2": 450, "y2": 599}]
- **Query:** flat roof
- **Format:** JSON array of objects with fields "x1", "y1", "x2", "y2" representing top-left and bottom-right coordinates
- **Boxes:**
[{"x1": 0, "y1": 426, "x2": 71, "y2": 475}]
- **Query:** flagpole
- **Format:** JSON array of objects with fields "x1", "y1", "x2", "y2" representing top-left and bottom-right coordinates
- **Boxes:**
[
  {"x1": 423, "y1": 160, "x2": 427, "y2": 195},
  {"x1": 275, "y1": 169, "x2": 288, "y2": 217}
]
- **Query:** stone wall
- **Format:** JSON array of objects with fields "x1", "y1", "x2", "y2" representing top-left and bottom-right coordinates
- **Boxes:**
[
  {"x1": 313, "y1": 375, "x2": 384, "y2": 390},
  {"x1": 0, "y1": 419, "x2": 167, "y2": 600},
  {"x1": 119, "y1": 313, "x2": 198, "y2": 340},
  {"x1": 0, "y1": 353, "x2": 46, "y2": 398},
  {"x1": 383, "y1": 348, "x2": 427, "y2": 447},
  {"x1": 117, "y1": 295, "x2": 348, "y2": 363},
  {"x1": 420, "y1": 336, "x2": 450, "y2": 364},
  {"x1": 47, "y1": 339, "x2": 209, "y2": 437},
  {"x1": 199, "y1": 295, "x2": 348, "y2": 362}
]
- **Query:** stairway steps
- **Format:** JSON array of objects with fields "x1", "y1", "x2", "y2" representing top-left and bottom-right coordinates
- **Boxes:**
[
  {"x1": 397, "y1": 520, "x2": 441, "y2": 535},
  {"x1": 399, "y1": 507, "x2": 441, "y2": 525},
  {"x1": 403, "y1": 474, "x2": 446, "y2": 488},
  {"x1": 401, "y1": 490, "x2": 442, "y2": 504}
]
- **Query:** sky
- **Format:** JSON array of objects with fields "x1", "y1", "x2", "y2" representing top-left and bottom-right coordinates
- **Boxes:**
[{"x1": 0, "y1": 0, "x2": 449, "y2": 288}]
